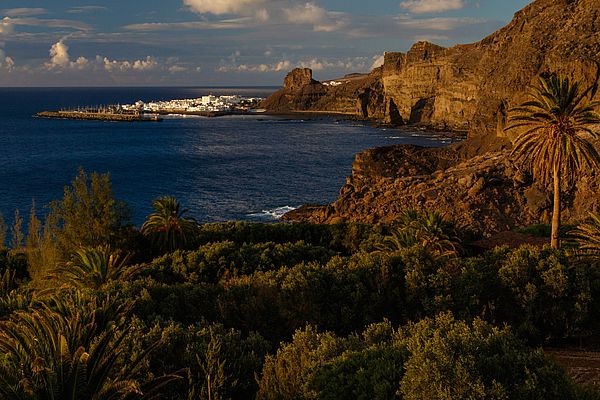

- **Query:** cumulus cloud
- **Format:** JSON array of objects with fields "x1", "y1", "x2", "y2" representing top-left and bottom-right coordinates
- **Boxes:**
[
  {"x1": 217, "y1": 56, "x2": 371, "y2": 73},
  {"x1": 217, "y1": 60, "x2": 291, "y2": 73},
  {"x1": 102, "y1": 56, "x2": 159, "y2": 72},
  {"x1": 0, "y1": 18, "x2": 14, "y2": 36},
  {"x1": 0, "y1": 48, "x2": 15, "y2": 71},
  {"x1": 400, "y1": 0, "x2": 465, "y2": 14},
  {"x1": 43, "y1": 39, "x2": 184, "y2": 75},
  {"x1": 47, "y1": 40, "x2": 71, "y2": 68},
  {"x1": 283, "y1": 3, "x2": 347, "y2": 32},
  {"x1": 184, "y1": 0, "x2": 266, "y2": 16},
  {"x1": 371, "y1": 54, "x2": 385, "y2": 70}
]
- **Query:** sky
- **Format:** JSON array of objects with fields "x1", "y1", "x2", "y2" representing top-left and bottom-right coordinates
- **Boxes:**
[{"x1": 0, "y1": 0, "x2": 531, "y2": 86}]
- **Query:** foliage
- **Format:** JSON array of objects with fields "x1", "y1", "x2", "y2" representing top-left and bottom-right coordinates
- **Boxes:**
[
  {"x1": 196, "y1": 221, "x2": 386, "y2": 255},
  {"x1": 0, "y1": 212, "x2": 6, "y2": 249},
  {"x1": 141, "y1": 322, "x2": 270, "y2": 400},
  {"x1": 507, "y1": 74, "x2": 600, "y2": 248},
  {"x1": 51, "y1": 246, "x2": 145, "y2": 289},
  {"x1": 379, "y1": 209, "x2": 463, "y2": 257},
  {"x1": 43, "y1": 168, "x2": 130, "y2": 262},
  {"x1": 0, "y1": 294, "x2": 179, "y2": 399},
  {"x1": 572, "y1": 212, "x2": 600, "y2": 261},
  {"x1": 399, "y1": 312, "x2": 580, "y2": 400},
  {"x1": 515, "y1": 223, "x2": 552, "y2": 237},
  {"x1": 141, "y1": 196, "x2": 198, "y2": 253},
  {"x1": 9, "y1": 209, "x2": 23, "y2": 250}
]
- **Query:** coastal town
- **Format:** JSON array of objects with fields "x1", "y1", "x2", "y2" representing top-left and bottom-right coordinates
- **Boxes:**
[
  {"x1": 36, "y1": 94, "x2": 265, "y2": 122},
  {"x1": 121, "y1": 94, "x2": 264, "y2": 114}
]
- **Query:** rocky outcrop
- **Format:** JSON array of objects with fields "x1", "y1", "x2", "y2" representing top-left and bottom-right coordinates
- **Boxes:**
[
  {"x1": 283, "y1": 145, "x2": 600, "y2": 234},
  {"x1": 261, "y1": 68, "x2": 386, "y2": 119},
  {"x1": 265, "y1": 0, "x2": 600, "y2": 144},
  {"x1": 278, "y1": 0, "x2": 600, "y2": 232}
]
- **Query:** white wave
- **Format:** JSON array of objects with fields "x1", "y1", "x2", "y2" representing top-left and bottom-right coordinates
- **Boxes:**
[{"x1": 248, "y1": 206, "x2": 298, "y2": 220}]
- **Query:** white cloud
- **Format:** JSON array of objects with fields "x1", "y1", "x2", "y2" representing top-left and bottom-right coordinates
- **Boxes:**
[
  {"x1": 0, "y1": 49, "x2": 15, "y2": 71},
  {"x1": 2, "y1": 8, "x2": 47, "y2": 17},
  {"x1": 45, "y1": 39, "x2": 163, "y2": 73},
  {"x1": 6, "y1": 17, "x2": 91, "y2": 31},
  {"x1": 400, "y1": 0, "x2": 465, "y2": 14},
  {"x1": 217, "y1": 57, "x2": 369, "y2": 73},
  {"x1": 48, "y1": 40, "x2": 71, "y2": 68},
  {"x1": 217, "y1": 59, "x2": 291, "y2": 73},
  {"x1": 124, "y1": 18, "x2": 253, "y2": 31},
  {"x1": 395, "y1": 15, "x2": 484, "y2": 31},
  {"x1": 168, "y1": 65, "x2": 188, "y2": 73},
  {"x1": 0, "y1": 18, "x2": 14, "y2": 36},
  {"x1": 371, "y1": 54, "x2": 385, "y2": 70},
  {"x1": 283, "y1": 3, "x2": 347, "y2": 32},
  {"x1": 67, "y1": 6, "x2": 108, "y2": 14},
  {"x1": 183, "y1": 0, "x2": 266, "y2": 15},
  {"x1": 132, "y1": 56, "x2": 158, "y2": 71},
  {"x1": 182, "y1": 0, "x2": 347, "y2": 32}
]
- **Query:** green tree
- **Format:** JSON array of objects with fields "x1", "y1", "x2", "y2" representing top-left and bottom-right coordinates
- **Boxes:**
[
  {"x1": 10, "y1": 209, "x2": 23, "y2": 250},
  {"x1": 507, "y1": 74, "x2": 600, "y2": 248},
  {"x1": 26, "y1": 200, "x2": 44, "y2": 280},
  {"x1": 51, "y1": 246, "x2": 144, "y2": 289},
  {"x1": 399, "y1": 312, "x2": 580, "y2": 400},
  {"x1": 44, "y1": 169, "x2": 129, "y2": 261},
  {"x1": 141, "y1": 196, "x2": 198, "y2": 253},
  {"x1": 0, "y1": 212, "x2": 6, "y2": 249}
]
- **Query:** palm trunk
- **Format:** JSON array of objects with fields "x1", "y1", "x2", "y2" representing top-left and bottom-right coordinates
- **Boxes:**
[{"x1": 551, "y1": 165, "x2": 561, "y2": 249}]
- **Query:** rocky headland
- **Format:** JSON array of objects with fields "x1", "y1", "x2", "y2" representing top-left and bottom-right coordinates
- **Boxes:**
[{"x1": 267, "y1": 0, "x2": 600, "y2": 234}]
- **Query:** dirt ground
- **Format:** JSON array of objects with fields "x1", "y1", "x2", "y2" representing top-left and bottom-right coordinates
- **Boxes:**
[{"x1": 546, "y1": 349, "x2": 600, "y2": 390}]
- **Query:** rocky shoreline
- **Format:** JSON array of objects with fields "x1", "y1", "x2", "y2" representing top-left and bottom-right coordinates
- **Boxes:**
[{"x1": 263, "y1": 0, "x2": 600, "y2": 233}]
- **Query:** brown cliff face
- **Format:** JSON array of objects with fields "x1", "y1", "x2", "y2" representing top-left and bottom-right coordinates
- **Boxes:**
[
  {"x1": 261, "y1": 68, "x2": 386, "y2": 119},
  {"x1": 283, "y1": 143, "x2": 600, "y2": 234},
  {"x1": 265, "y1": 0, "x2": 600, "y2": 142},
  {"x1": 277, "y1": 0, "x2": 600, "y2": 232}
]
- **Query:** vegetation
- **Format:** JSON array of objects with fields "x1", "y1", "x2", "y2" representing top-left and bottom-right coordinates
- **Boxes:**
[
  {"x1": 0, "y1": 170, "x2": 599, "y2": 398},
  {"x1": 572, "y1": 212, "x2": 600, "y2": 261},
  {"x1": 507, "y1": 74, "x2": 600, "y2": 248},
  {"x1": 141, "y1": 196, "x2": 198, "y2": 253}
]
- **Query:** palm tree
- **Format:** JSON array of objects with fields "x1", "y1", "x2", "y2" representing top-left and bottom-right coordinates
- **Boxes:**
[
  {"x1": 506, "y1": 74, "x2": 600, "y2": 248},
  {"x1": 141, "y1": 196, "x2": 198, "y2": 252},
  {"x1": 378, "y1": 209, "x2": 462, "y2": 257},
  {"x1": 571, "y1": 212, "x2": 600, "y2": 260},
  {"x1": 51, "y1": 246, "x2": 144, "y2": 289},
  {"x1": 0, "y1": 301, "x2": 179, "y2": 399}
]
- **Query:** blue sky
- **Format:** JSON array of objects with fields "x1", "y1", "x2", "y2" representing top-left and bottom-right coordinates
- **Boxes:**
[{"x1": 0, "y1": 0, "x2": 531, "y2": 86}]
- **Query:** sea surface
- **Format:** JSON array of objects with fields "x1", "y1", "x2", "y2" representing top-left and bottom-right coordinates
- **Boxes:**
[{"x1": 0, "y1": 87, "x2": 455, "y2": 226}]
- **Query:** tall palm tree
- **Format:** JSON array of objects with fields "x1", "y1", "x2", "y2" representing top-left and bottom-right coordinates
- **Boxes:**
[
  {"x1": 506, "y1": 74, "x2": 600, "y2": 248},
  {"x1": 51, "y1": 246, "x2": 144, "y2": 289},
  {"x1": 141, "y1": 196, "x2": 198, "y2": 253}
]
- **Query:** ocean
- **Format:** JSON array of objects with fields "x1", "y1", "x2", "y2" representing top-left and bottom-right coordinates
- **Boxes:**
[{"x1": 0, "y1": 87, "x2": 454, "y2": 226}]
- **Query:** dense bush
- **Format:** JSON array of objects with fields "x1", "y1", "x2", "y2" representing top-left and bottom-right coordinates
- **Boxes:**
[{"x1": 258, "y1": 313, "x2": 583, "y2": 400}]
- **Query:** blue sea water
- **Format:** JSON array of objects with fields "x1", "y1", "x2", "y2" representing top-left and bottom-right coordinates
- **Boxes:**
[{"x1": 0, "y1": 87, "x2": 453, "y2": 226}]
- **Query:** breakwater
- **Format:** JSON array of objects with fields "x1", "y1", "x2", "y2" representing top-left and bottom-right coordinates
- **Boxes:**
[{"x1": 36, "y1": 111, "x2": 162, "y2": 122}]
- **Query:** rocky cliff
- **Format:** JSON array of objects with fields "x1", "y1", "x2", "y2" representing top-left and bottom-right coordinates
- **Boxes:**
[
  {"x1": 283, "y1": 143, "x2": 600, "y2": 234},
  {"x1": 261, "y1": 68, "x2": 386, "y2": 119},
  {"x1": 265, "y1": 0, "x2": 600, "y2": 143},
  {"x1": 275, "y1": 0, "x2": 600, "y2": 233}
]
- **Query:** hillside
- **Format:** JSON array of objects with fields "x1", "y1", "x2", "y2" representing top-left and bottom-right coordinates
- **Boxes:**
[{"x1": 275, "y1": 0, "x2": 600, "y2": 231}]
